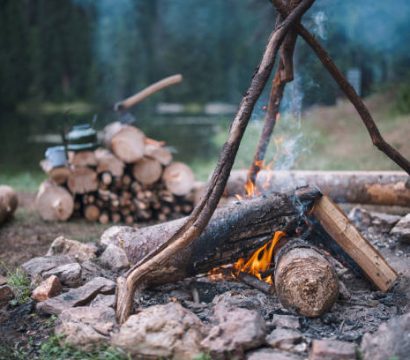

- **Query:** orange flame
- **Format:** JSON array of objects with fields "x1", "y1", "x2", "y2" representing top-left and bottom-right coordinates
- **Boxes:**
[
  {"x1": 234, "y1": 231, "x2": 286, "y2": 284},
  {"x1": 245, "y1": 179, "x2": 257, "y2": 197}
]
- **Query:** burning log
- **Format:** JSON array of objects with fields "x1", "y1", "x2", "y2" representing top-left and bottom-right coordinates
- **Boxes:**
[
  {"x1": 103, "y1": 122, "x2": 145, "y2": 164},
  {"x1": 0, "y1": 185, "x2": 18, "y2": 224},
  {"x1": 102, "y1": 187, "x2": 321, "y2": 286},
  {"x1": 35, "y1": 181, "x2": 74, "y2": 221},
  {"x1": 226, "y1": 170, "x2": 410, "y2": 207},
  {"x1": 274, "y1": 238, "x2": 339, "y2": 317}
]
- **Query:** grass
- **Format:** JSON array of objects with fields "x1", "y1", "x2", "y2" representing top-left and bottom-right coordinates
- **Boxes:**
[
  {"x1": 0, "y1": 171, "x2": 45, "y2": 192},
  {"x1": 37, "y1": 336, "x2": 130, "y2": 360},
  {"x1": 5, "y1": 267, "x2": 31, "y2": 305}
]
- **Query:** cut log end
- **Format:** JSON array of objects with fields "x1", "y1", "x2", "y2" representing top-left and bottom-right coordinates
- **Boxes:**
[
  {"x1": 163, "y1": 162, "x2": 195, "y2": 196},
  {"x1": 36, "y1": 181, "x2": 74, "y2": 221},
  {"x1": 274, "y1": 239, "x2": 339, "y2": 317},
  {"x1": 132, "y1": 158, "x2": 162, "y2": 185}
]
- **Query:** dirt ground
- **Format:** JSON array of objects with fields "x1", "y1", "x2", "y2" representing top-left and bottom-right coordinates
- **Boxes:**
[{"x1": 0, "y1": 193, "x2": 111, "y2": 273}]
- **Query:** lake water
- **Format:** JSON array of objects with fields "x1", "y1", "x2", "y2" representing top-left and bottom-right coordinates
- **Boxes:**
[{"x1": 0, "y1": 111, "x2": 228, "y2": 176}]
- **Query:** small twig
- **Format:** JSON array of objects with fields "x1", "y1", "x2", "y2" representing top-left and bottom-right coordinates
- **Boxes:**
[
  {"x1": 115, "y1": 0, "x2": 316, "y2": 324},
  {"x1": 238, "y1": 272, "x2": 275, "y2": 295},
  {"x1": 272, "y1": 0, "x2": 410, "y2": 175}
]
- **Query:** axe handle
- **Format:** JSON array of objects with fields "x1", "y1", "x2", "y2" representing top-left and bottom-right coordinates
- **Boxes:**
[{"x1": 114, "y1": 74, "x2": 183, "y2": 111}]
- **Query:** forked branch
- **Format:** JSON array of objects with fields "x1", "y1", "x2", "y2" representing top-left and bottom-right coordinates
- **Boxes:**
[
  {"x1": 272, "y1": 0, "x2": 410, "y2": 175},
  {"x1": 115, "y1": 0, "x2": 316, "y2": 324}
]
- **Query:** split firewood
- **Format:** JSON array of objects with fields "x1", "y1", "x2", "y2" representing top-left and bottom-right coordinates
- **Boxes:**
[
  {"x1": 312, "y1": 196, "x2": 398, "y2": 292},
  {"x1": 274, "y1": 238, "x2": 339, "y2": 317},
  {"x1": 0, "y1": 185, "x2": 18, "y2": 224},
  {"x1": 103, "y1": 122, "x2": 145, "y2": 164},
  {"x1": 68, "y1": 151, "x2": 97, "y2": 167},
  {"x1": 102, "y1": 187, "x2": 321, "y2": 286},
  {"x1": 36, "y1": 181, "x2": 74, "y2": 221},
  {"x1": 40, "y1": 160, "x2": 70, "y2": 185},
  {"x1": 95, "y1": 148, "x2": 125, "y2": 177},
  {"x1": 132, "y1": 158, "x2": 163, "y2": 186},
  {"x1": 101, "y1": 172, "x2": 113, "y2": 186},
  {"x1": 162, "y1": 162, "x2": 195, "y2": 196},
  {"x1": 99, "y1": 212, "x2": 110, "y2": 225},
  {"x1": 67, "y1": 167, "x2": 98, "y2": 194},
  {"x1": 226, "y1": 170, "x2": 410, "y2": 207},
  {"x1": 144, "y1": 143, "x2": 173, "y2": 166},
  {"x1": 84, "y1": 205, "x2": 100, "y2": 222}
]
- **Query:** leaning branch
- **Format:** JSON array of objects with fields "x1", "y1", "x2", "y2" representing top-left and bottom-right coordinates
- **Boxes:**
[
  {"x1": 115, "y1": 0, "x2": 316, "y2": 324},
  {"x1": 272, "y1": 0, "x2": 410, "y2": 175}
]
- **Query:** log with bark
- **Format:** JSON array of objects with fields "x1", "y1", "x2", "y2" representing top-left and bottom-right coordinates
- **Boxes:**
[
  {"x1": 225, "y1": 170, "x2": 410, "y2": 207},
  {"x1": 35, "y1": 181, "x2": 74, "y2": 221},
  {"x1": 102, "y1": 186, "x2": 321, "y2": 286},
  {"x1": 103, "y1": 122, "x2": 145, "y2": 163},
  {"x1": 274, "y1": 238, "x2": 339, "y2": 317},
  {"x1": 0, "y1": 185, "x2": 18, "y2": 224},
  {"x1": 40, "y1": 160, "x2": 70, "y2": 185}
]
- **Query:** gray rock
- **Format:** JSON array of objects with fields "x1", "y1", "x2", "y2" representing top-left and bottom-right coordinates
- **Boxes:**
[
  {"x1": 266, "y1": 328, "x2": 305, "y2": 352},
  {"x1": 47, "y1": 236, "x2": 97, "y2": 262},
  {"x1": 21, "y1": 255, "x2": 75, "y2": 279},
  {"x1": 361, "y1": 312, "x2": 410, "y2": 360},
  {"x1": 271, "y1": 315, "x2": 300, "y2": 330},
  {"x1": 36, "y1": 277, "x2": 115, "y2": 315},
  {"x1": 349, "y1": 207, "x2": 401, "y2": 233},
  {"x1": 201, "y1": 303, "x2": 266, "y2": 357},
  {"x1": 100, "y1": 226, "x2": 136, "y2": 248},
  {"x1": 56, "y1": 306, "x2": 116, "y2": 350},
  {"x1": 310, "y1": 339, "x2": 357, "y2": 360},
  {"x1": 0, "y1": 285, "x2": 14, "y2": 307},
  {"x1": 391, "y1": 214, "x2": 410, "y2": 243},
  {"x1": 247, "y1": 348, "x2": 303, "y2": 360},
  {"x1": 0, "y1": 275, "x2": 7, "y2": 285},
  {"x1": 111, "y1": 302, "x2": 206, "y2": 360},
  {"x1": 43, "y1": 263, "x2": 82, "y2": 287},
  {"x1": 90, "y1": 294, "x2": 115, "y2": 308},
  {"x1": 31, "y1": 275, "x2": 62, "y2": 302},
  {"x1": 99, "y1": 244, "x2": 129, "y2": 271}
]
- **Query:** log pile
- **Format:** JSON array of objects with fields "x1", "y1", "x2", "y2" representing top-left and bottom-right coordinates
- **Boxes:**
[{"x1": 36, "y1": 122, "x2": 195, "y2": 224}]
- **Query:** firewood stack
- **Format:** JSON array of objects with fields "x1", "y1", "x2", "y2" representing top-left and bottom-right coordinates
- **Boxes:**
[{"x1": 36, "y1": 122, "x2": 195, "y2": 224}]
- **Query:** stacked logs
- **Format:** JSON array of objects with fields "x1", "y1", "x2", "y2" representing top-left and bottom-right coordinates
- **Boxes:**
[{"x1": 36, "y1": 122, "x2": 196, "y2": 224}]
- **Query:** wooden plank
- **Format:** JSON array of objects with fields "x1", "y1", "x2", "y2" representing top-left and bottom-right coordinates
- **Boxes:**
[{"x1": 312, "y1": 195, "x2": 398, "y2": 292}]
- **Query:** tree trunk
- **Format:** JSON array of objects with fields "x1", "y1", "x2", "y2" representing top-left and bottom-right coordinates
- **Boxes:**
[
  {"x1": 103, "y1": 122, "x2": 145, "y2": 163},
  {"x1": 0, "y1": 185, "x2": 18, "y2": 224},
  {"x1": 274, "y1": 238, "x2": 339, "y2": 317},
  {"x1": 101, "y1": 187, "x2": 321, "y2": 286},
  {"x1": 225, "y1": 170, "x2": 410, "y2": 206},
  {"x1": 35, "y1": 181, "x2": 74, "y2": 221}
]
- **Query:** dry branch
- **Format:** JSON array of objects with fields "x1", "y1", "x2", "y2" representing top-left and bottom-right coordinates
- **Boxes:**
[
  {"x1": 115, "y1": 0, "x2": 316, "y2": 323},
  {"x1": 271, "y1": 0, "x2": 410, "y2": 175}
]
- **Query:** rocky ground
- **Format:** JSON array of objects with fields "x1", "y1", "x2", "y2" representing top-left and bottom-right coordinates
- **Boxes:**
[{"x1": 0, "y1": 202, "x2": 409, "y2": 359}]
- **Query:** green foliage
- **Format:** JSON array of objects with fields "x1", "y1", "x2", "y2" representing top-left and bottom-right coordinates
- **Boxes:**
[
  {"x1": 38, "y1": 335, "x2": 130, "y2": 360},
  {"x1": 6, "y1": 268, "x2": 31, "y2": 305},
  {"x1": 395, "y1": 82, "x2": 410, "y2": 114},
  {"x1": 193, "y1": 353, "x2": 212, "y2": 360}
]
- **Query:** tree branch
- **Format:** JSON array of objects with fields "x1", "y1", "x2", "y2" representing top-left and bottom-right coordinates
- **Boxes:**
[
  {"x1": 272, "y1": 0, "x2": 410, "y2": 174},
  {"x1": 115, "y1": 0, "x2": 316, "y2": 324}
]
